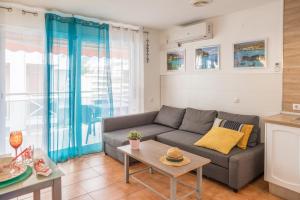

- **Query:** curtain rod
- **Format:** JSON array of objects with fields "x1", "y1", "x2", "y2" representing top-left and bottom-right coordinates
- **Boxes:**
[
  {"x1": 111, "y1": 25, "x2": 149, "y2": 34},
  {"x1": 0, "y1": 2, "x2": 146, "y2": 32},
  {"x1": 1, "y1": 6, "x2": 39, "y2": 16},
  {"x1": 0, "y1": 6, "x2": 12, "y2": 12}
]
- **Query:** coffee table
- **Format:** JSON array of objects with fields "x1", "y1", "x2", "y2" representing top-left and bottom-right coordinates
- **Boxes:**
[
  {"x1": 0, "y1": 149, "x2": 64, "y2": 200},
  {"x1": 117, "y1": 140, "x2": 211, "y2": 200}
]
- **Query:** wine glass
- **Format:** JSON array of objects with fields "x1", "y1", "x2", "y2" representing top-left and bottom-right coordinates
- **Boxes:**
[{"x1": 9, "y1": 131, "x2": 23, "y2": 157}]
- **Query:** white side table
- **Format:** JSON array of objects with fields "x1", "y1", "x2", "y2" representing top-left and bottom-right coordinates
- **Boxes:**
[{"x1": 0, "y1": 149, "x2": 64, "y2": 200}]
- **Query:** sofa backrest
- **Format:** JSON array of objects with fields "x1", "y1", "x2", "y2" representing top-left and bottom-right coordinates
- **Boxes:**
[
  {"x1": 154, "y1": 105, "x2": 186, "y2": 128},
  {"x1": 153, "y1": 105, "x2": 261, "y2": 146},
  {"x1": 102, "y1": 111, "x2": 159, "y2": 132},
  {"x1": 179, "y1": 108, "x2": 217, "y2": 134}
]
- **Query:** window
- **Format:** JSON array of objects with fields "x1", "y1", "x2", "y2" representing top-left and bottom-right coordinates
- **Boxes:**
[
  {"x1": 0, "y1": 27, "x2": 45, "y2": 154},
  {"x1": 0, "y1": 13, "x2": 144, "y2": 157},
  {"x1": 110, "y1": 28, "x2": 144, "y2": 115}
]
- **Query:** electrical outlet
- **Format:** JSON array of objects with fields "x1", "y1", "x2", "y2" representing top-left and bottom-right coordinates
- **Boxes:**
[
  {"x1": 233, "y1": 97, "x2": 240, "y2": 104},
  {"x1": 293, "y1": 104, "x2": 300, "y2": 111}
]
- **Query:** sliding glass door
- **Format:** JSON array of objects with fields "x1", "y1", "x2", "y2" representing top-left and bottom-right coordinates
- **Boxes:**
[
  {"x1": 0, "y1": 11, "x2": 144, "y2": 162},
  {"x1": 0, "y1": 26, "x2": 46, "y2": 154},
  {"x1": 47, "y1": 39, "x2": 112, "y2": 162},
  {"x1": 81, "y1": 42, "x2": 112, "y2": 146},
  {"x1": 46, "y1": 14, "x2": 113, "y2": 162}
]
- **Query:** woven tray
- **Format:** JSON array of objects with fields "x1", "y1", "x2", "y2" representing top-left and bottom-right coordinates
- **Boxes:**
[{"x1": 0, "y1": 167, "x2": 32, "y2": 189}]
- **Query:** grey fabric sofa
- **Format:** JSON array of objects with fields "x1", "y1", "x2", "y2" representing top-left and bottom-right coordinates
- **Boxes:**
[{"x1": 102, "y1": 107, "x2": 264, "y2": 191}]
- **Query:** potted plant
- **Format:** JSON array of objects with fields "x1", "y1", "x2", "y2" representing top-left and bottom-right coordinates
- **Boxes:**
[{"x1": 128, "y1": 130, "x2": 142, "y2": 150}]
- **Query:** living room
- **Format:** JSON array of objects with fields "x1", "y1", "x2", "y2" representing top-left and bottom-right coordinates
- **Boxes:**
[{"x1": 0, "y1": 0, "x2": 299, "y2": 200}]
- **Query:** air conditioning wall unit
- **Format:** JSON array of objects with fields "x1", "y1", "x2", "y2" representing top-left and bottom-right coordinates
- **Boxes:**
[{"x1": 166, "y1": 22, "x2": 213, "y2": 44}]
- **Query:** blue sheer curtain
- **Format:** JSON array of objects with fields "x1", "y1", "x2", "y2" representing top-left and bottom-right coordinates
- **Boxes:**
[{"x1": 45, "y1": 13, "x2": 113, "y2": 162}]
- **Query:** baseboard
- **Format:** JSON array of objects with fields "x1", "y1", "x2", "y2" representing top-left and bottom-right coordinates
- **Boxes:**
[{"x1": 269, "y1": 183, "x2": 300, "y2": 200}]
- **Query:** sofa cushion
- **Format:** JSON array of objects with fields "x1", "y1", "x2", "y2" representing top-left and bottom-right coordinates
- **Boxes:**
[
  {"x1": 156, "y1": 130, "x2": 243, "y2": 168},
  {"x1": 218, "y1": 111, "x2": 260, "y2": 147},
  {"x1": 154, "y1": 105, "x2": 186, "y2": 128},
  {"x1": 179, "y1": 108, "x2": 217, "y2": 134},
  {"x1": 103, "y1": 124, "x2": 174, "y2": 147}
]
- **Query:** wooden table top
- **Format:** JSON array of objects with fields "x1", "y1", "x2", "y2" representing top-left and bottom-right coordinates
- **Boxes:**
[
  {"x1": 117, "y1": 140, "x2": 211, "y2": 178},
  {"x1": 263, "y1": 113, "x2": 300, "y2": 128}
]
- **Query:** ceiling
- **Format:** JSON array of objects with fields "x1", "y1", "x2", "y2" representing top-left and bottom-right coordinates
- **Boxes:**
[{"x1": 1, "y1": 0, "x2": 278, "y2": 29}]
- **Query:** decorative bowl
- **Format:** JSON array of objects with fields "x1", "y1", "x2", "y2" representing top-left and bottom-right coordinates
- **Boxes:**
[{"x1": 0, "y1": 157, "x2": 27, "y2": 183}]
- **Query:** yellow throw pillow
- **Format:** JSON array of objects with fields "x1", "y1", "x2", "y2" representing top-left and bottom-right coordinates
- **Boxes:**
[
  {"x1": 237, "y1": 124, "x2": 254, "y2": 149},
  {"x1": 212, "y1": 118, "x2": 254, "y2": 150},
  {"x1": 194, "y1": 127, "x2": 244, "y2": 154}
]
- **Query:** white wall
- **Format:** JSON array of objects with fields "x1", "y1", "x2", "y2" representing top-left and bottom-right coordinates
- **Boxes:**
[
  {"x1": 0, "y1": 7, "x2": 45, "y2": 29},
  {"x1": 144, "y1": 28, "x2": 161, "y2": 112},
  {"x1": 159, "y1": 1, "x2": 283, "y2": 119}
]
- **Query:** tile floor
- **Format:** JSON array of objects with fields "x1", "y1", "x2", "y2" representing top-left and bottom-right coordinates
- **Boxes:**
[{"x1": 12, "y1": 153, "x2": 282, "y2": 200}]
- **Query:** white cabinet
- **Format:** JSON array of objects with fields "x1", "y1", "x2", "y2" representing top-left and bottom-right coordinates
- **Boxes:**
[{"x1": 265, "y1": 123, "x2": 300, "y2": 193}]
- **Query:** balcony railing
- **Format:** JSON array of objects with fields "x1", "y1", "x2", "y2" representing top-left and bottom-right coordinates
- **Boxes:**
[{"x1": 2, "y1": 91, "x2": 130, "y2": 154}]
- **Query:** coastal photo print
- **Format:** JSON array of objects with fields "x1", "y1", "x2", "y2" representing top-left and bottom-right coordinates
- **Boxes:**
[
  {"x1": 234, "y1": 40, "x2": 266, "y2": 68},
  {"x1": 167, "y1": 49, "x2": 185, "y2": 71},
  {"x1": 195, "y1": 45, "x2": 220, "y2": 70}
]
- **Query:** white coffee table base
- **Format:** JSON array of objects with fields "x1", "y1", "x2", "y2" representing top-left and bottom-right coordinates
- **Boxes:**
[{"x1": 124, "y1": 154, "x2": 203, "y2": 200}]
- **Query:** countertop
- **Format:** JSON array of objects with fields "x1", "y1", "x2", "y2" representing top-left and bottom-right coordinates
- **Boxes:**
[{"x1": 264, "y1": 113, "x2": 300, "y2": 128}]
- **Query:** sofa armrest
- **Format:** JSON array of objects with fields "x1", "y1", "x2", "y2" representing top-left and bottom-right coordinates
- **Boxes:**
[
  {"x1": 229, "y1": 143, "x2": 264, "y2": 190},
  {"x1": 102, "y1": 111, "x2": 159, "y2": 132}
]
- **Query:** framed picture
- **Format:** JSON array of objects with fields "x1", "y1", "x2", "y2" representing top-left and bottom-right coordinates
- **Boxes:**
[
  {"x1": 234, "y1": 40, "x2": 266, "y2": 68},
  {"x1": 195, "y1": 45, "x2": 220, "y2": 70},
  {"x1": 167, "y1": 49, "x2": 185, "y2": 71}
]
